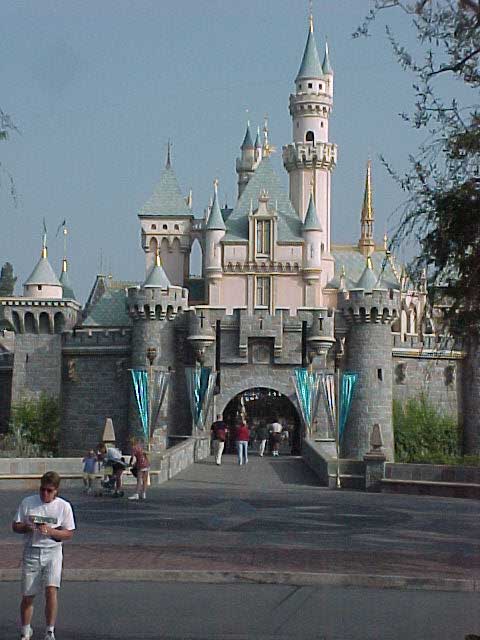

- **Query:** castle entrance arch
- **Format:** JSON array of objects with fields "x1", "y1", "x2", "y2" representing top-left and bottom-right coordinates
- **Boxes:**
[{"x1": 221, "y1": 387, "x2": 302, "y2": 455}]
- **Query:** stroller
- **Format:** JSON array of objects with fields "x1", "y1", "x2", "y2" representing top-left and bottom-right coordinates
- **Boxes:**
[{"x1": 96, "y1": 446, "x2": 128, "y2": 497}]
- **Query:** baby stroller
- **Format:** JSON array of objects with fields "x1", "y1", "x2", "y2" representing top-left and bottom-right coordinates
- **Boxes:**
[{"x1": 97, "y1": 447, "x2": 128, "y2": 497}]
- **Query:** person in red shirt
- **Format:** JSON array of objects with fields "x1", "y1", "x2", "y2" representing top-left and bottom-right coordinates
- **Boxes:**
[
  {"x1": 235, "y1": 419, "x2": 250, "y2": 465},
  {"x1": 211, "y1": 415, "x2": 228, "y2": 465},
  {"x1": 128, "y1": 438, "x2": 150, "y2": 501}
]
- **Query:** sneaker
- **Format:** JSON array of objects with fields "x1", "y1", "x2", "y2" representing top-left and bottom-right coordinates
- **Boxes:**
[
  {"x1": 44, "y1": 632, "x2": 56, "y2": 640},
  {"x1": 141, "y1": 493, "x2": 146, "y2": 500},
  {"x1": 20, "y1": 630, "x2": 33, "y2": 640},
  {"x1": 128, "y1": 494, "x2": 139, "y2": 500}
]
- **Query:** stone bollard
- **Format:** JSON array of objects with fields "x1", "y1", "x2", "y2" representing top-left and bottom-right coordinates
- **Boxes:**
[{"x1": 363, "y1": 423, "x2": 386, "y2": 492}]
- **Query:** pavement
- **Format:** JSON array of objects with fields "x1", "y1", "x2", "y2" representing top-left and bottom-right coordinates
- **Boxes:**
[{"x1": 2, "y1": 452, "x2": 480, "y2": 591}]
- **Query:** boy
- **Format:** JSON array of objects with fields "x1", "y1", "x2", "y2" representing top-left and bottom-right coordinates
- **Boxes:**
[
  {"x1": 82, "y1": 449, "x2": 97, "y2": 494},
  {"x1": 12, "y1": 471, "x2": 76, "y2": 640}
]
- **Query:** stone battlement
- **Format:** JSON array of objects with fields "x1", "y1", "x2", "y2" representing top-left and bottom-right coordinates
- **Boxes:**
[{"x1": 127, "y1": 285, "x2": 188, "y2": 320}]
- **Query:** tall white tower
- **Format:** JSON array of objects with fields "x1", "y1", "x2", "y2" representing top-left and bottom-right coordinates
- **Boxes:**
[{"x1": 282, "y1": 15, "x2": 337, "y2": 258}]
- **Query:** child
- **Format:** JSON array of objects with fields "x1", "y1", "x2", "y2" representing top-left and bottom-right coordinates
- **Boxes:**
[
  {"x1": 12, "y1": 471, "x2": 75, "y2": 640},
  {"x1": 128, "y1": 438, "x2": 150, "y2": 500},
  {"x1": 82, "y1": 449, "x2": 97, "y2": 494}
]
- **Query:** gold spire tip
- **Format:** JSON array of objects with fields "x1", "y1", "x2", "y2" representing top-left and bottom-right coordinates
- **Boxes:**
[
  {"x1": 155, "y1": 251, "x2": 161, "y2": 267},
  {"x1": 309, "y1": 0, "x2": 314, "y2": 32},
  {"x1": 62, "y1": 258, "x2": 68, "y2": 273},
  {"x1": 41, "y1": 246, "x2": 47, "y2": 259}
]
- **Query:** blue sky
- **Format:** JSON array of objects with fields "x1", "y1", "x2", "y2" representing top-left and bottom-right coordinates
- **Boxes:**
[{"x1": 1, "y1": 1, "x2": 428, "y2": 302}]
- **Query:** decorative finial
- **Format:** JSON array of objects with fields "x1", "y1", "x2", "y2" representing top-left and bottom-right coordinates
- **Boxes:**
[
  {"x1": 262, "y1": 115, "x2": 276, "y2": 157},
  {"x1": 383, "y1": 232, "x2": 388, "y2": 251},
  {"x1": 309, "y1": 0, "x2": 314, "y2": 32},
  {"x1": 155, "y1": 250, "x2": 161, "y2": 267},
  {"x1": 246, "y1": 108, "x2": 250, "y2": 128},
  {"x1": 166, "y1": 140, "x2": 171, "y2": 169},
  {"x1": 366, "y1": 255, "x2": 373, "y2": 270},
  {"x1": 62, "y1": 258, "x2": 68, "y2": 273},
  {"x1": 41, "y1": 219, "x2": 47, "y2": 259},
  {"x1": 213, "y1": 178, "x2": 219, "y2": 193}
]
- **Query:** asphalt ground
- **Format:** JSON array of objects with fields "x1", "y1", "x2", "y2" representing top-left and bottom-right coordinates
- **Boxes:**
[{"x1": 1, "y1": 452, "x2": 480, "y2": 589}]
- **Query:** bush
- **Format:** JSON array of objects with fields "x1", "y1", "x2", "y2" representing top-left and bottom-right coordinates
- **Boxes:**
[
  {"x1": 8, "y1": 394, "x2": 60, "y2": 456},
  {"x1": 393, "y1": 394, "x2": 461, "y2": 464}
]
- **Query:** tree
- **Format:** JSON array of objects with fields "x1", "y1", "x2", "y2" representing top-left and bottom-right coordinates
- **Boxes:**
[
  {"x1": 0, "y1": 107, "x2": 18, "y2": 205},
  {"x1": 0, "y1": 262, "x2": 16, "y2": 296},
  {"x1": 355, "y1": 1, "x2": 480, "y2": 335}
]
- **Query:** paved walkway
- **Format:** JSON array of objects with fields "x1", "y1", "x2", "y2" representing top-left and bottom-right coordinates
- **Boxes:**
[{"x1": 2, "y1": 452, "x2": 480, "y2": 589}]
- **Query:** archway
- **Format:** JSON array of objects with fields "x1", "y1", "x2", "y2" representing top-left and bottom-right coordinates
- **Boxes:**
[{"x1": 221, "y1": 387, "x2": 302, "y2": 455}]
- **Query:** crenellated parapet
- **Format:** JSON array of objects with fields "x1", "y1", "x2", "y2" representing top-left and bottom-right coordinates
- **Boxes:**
[
  {"x1": 186, "y1": 307, "x2": 216, "y2": 364},
  {"x1": 282, "y1": 141, "x2": 337, "y2": 172},
  {"x1": 1, "y1": 298, "x2": 81, "y2": 334},
  {"x1": 338, "y1": 287, "x2": 400, "y2": 326},
  {"x1": 126, "y1": 285, "x2": 188, "y2": 321}
]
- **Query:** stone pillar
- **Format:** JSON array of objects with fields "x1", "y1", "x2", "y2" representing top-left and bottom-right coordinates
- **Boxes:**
[{"x1": 363, "y1": 423, "x2": 386, "y2": 492}]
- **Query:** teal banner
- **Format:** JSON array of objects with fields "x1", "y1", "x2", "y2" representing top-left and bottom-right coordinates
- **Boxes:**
[
  {"x1": 131, "y1": 369, "x2": 149, "y2": 440},
  {"x1": 339, "y1": 373, "x2": 358, "y2": 440},
  {"x1": 293, "y1": 368, "x2": 322, "y2": 435},
  {"x1": 185, "y1": 366, "x2": 216, "y2": 429}
]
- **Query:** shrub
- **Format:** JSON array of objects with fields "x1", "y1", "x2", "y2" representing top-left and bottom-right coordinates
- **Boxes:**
[
  {"x1": 8, "y1": 394, "x2": 60, "y2": 456},
  {"x1": 393, "y1": 394, "x2": 461, "y2": 463}
]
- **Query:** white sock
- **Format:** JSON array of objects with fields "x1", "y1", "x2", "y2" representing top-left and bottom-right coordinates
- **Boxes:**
[
  {"x1": 46, "y1": 626, "x2": 55, "y2": 633},
  {"x1": 21, "y1": 625, "x2": 31, "y2": 637}
]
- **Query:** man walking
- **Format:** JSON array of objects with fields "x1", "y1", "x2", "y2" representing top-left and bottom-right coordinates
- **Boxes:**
[
  {"x1": 12, "y1": 471, "x2": 76, "y2": 640},
  {"x1": 211, "y1": 414, "x2": 228, "y2": 465}
]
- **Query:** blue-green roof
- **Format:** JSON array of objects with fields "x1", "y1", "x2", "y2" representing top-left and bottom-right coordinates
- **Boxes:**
[
  {"x1": 60, "y1": 269, "x2": 76, "y2": 300},
  {"x1": 206, "y1": 187, "x2": 226, "y2": 231},
  {"x1": 139, "y1": 166, "x2": 191, "y2": 217},
  {"x1": 322, "y1": 42, "x2": 333, "y2": 75},
  {"x1": 143, "y1": 261, "x2": 171, "y2": 288},
  {"x1": 223, "y1": 158, "x2": 303, "y2": 243},
  {"x1": 356, "y1": 259, "x2": 379, "y2": 291},
  {"x1": 83, "y1": 283, "x2": 135, "y2": 327},
  {"x1": 24, "y1": 255, "x2": 62, "y2": 287},
  {"x1": 328, "y1": 248, "x2": 400, "y2": 290},
  {"x1": 241, "y1": 124, "x2": 254, "y2": 149},
  {"x1": 296, "y1": 28, "x2": 323, "y2": 80},
  {"x1": 303, "y1": 194, "x2": 322, "y2": 231}
]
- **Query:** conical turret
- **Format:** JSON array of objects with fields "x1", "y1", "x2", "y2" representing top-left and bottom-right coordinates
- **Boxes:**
[
  {"x1": 236, "y1": 121, "x2": 261, "y2": 198},
  {"x1": 24, "y1": 238, "x2": 62, "y2": 300}
]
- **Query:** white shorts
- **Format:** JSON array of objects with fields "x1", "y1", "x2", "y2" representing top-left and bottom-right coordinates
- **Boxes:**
[{"x1": 22, "y1": 546, "x2": 63, "y2": 596}]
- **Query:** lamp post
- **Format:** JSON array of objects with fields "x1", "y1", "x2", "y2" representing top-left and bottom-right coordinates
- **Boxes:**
[{"x1": 146, "y1": 346, "x2": 157, "y2": 453}]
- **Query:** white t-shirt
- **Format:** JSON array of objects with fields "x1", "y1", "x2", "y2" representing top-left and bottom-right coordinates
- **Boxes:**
[
  {"x1": 270, "y1": 422, "x2": 283, "y2": 433},
  {"x1": 14, "y1": 495, "x2": 76, "y2": 549}
]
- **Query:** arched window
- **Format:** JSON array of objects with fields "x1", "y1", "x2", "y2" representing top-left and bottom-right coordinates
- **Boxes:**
[
  {"x1": 306, "y1": 131, "x2": 315, "y2": 143},
  {"x1": 39, "y1": 312, "x2": 50, "y2": 334},
  {"x1": 24, "y1": 312, "x2": 36, "y2": 334},
  {"x1": 189, "y1": 238, "x2": 203, "y2": 277},
  {"x1": 149, "y1": 237, "x2": 158, "y2": 255},
  {"x1": 54, "y1": 312, "x2": 65, "y2": 334}
]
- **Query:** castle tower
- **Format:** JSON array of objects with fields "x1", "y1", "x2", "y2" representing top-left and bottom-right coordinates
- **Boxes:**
[
  {"x1": 302, "y1": 191, "x2": 323, "y2": 306},
  {"x1": 24, "y1": 240, "x2": 63, "y2": 300},
  {"x1": 338, "y1": 257, "x2": 400, "y2": 461},
  {"x1": 236, "y1": 123, "x2": 259, "y2": 199},
  {"x1": 138, "y1": 145, "x2": 194, "y2": 286},
  {"x1": 282, "y1": 14, "x2": 337, "y2": 256},
  {"x1": 358, "y1": 160, "x2": 376, "y2": 257},
  {"x1": 204, "y1": 180, "x2": 226, "y2": 305}
]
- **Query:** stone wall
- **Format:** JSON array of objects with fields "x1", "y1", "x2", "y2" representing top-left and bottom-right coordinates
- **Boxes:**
[
  {"x1": 0, "y1": 370, "x2": 12, "y2": 433},
  {"x1": 61, "y1": 330, "x2": 131, "y2": 454},
  {"x1": 462, "y1": 334, "x2": 480, "y2": 455},
  {"x1": 11, "y1": 334, "x2": 63, "y2": 403}
]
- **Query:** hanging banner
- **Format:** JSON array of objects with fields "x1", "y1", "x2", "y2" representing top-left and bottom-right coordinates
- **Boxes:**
[
  {"x1": 320, "y1": 373, "x2": 336, "y2": 432},
  {"x1": 130, "y1": 369, "x2": 149, "y2": 440},
  {"x1": 293, "y1": 368, "x2": 322, "y2": 436},
  {"x1": 150, "y1": 370, "x2": 170, "y2": 432},
  {"x1": 339, "y1": 373, "x2": 358, "y2": 440},
  {"x1": 185, "y1": 366, "x2": 217, "y2": 430}
]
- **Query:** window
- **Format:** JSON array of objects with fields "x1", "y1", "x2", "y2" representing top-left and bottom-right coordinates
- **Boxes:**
[
  {"x1": 174, "y1": 224, "x2": 179, "y2": 230},
  {"x1": 37, "y1": 285, "x2": 42, "y2": 291},
  {"x1": 151, "y1": 224, "x2": 157, "y2": 230},
  {"x1": 256, "y1": 277, "x2": 270, "y2": 307},
  {"x1": 256, "y1": 220, "x2": 271, "y2": 257},
  {"x1": 299, "y1": 84, "x2": 302, "y2": 89},
  {"x1": 306, "y1": 131, "x2": 315, "y2": 143},
  {"x1": 319, "y1": 84, "x2": 323, "y2": 90},
  {"x1": 308, "y1": 82, "x2": 313, "y2": 88},
  {"x1": 163, "y1": 224, "x2": 168, "y2": 230}
]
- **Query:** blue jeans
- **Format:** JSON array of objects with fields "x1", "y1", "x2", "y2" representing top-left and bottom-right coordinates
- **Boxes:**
[{"x1": 236, "y1": 440, "x2": 248, "y2": 465}]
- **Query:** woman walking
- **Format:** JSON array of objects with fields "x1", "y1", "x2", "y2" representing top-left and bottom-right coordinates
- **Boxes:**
[
  {"x1": 128, "y1": 439, "x2": 150, "y2": 500},
  {"x1": 235, "y1": 419, "x2": 250, "y2": 465}
]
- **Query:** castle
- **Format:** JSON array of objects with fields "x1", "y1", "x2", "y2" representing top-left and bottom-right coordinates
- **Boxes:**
[{"x1": 0, "y1": 17, "x2": 475, "y2": 460}]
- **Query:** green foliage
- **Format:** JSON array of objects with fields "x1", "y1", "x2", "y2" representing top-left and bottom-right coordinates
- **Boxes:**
[
  {"x1": 393, "y1": 394, "x2": 461, "y2": 463},
  {"x1": 9, "y1": 394, "x2": 60, "y2": 456}
]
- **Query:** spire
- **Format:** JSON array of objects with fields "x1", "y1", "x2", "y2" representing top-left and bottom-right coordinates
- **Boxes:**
[
  {"x1": 166, "y1": 140, "x2": 171, "y2": 169},
  {"x1": 255, "y1": 126, "x2": 262, "y2": 148},
  {"x1": 296, "y1": 16, "x2": 323, "y2": 81},
  {"x1": 206, "y1": 179, "x2": 226, "y2": 231},
  {"x1": 358, "y1": 159, "x2": 375, "y2": 257},
  {"x1": 24, "y1": 236, "x2": 62, "y2": 291},
  {"x1": 143, "y1": 250, "x2": 171, "y2": 289},
  {"x1": 262, "y1": 116, "x2": 275, "y2": 157},
  {"x1": 322, "y1": 41, "x2": 333, "y2": 75},
  {"x1": 303, "y1": 192, "x2": 322, "y2": 231},
  {"x1": 241, "y1": 122, "x2": 254, "y2": 149},
  {"x1": 356, "y1": 255, "x2": 378, "y2": 292}
]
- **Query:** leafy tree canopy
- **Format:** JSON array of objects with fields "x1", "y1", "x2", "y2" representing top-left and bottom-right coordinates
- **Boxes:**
[{"x1": 355, "y1": 1, "x2": 480, "y2": 336}]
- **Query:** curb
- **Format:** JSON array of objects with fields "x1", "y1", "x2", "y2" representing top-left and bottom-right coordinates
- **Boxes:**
[{"x1": 0, "y1": 568, "x2": 476, "y2": 592}]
